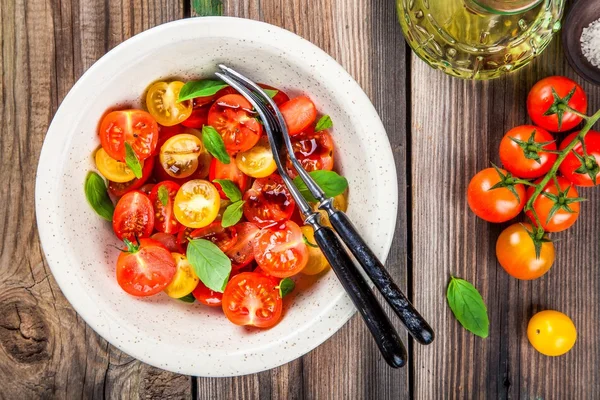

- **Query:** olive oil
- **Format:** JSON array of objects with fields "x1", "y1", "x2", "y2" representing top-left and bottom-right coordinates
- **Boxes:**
[{"x1": 397, "y1": 0, "x2": 564, "y2": 79}]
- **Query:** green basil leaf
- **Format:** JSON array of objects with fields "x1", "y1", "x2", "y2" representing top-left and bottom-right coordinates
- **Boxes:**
[
  {"x1": 221, "y1": 200, "x2": 245, "y2": 228},
  {"x1": 84, "y1": 172, "x2": 115, "y2": 221},
  {"x1": 187, "y1": 239, "x2": 232, "y2": 293},
  {"x1": 202, "y1": 125, "x2": 230, "y2": 164},
  {"x1": 292, "y1": 170, "x2": 348, "y2": 203},
  {"x1": 279, "y1": 278, "x2": 295, "y2": 298},
  {"x1": 315, "y1": 115, "x2": 333, "y2": 132},
  {"x1": 178, "y1": 293, "x2": 196, "y2": 303},
  {"x1": 124, "y1": 142, "x2": 142, "y2": 179},
  {"x1": 178, "y1": 80, "x2": 228, "y2": 102},
  {"x1": 446, "y1": 276, "x2": 489, "y2": 338},
  {"x1": 191, "y1": 0, "x2": 223, "y2": 16},
  {"x1": 157, "y1": 185, "x2": 169, "y2": 206},
  {"x1": 213, "y1": 179, "x2": 242, "y2": 202},
  {"x1": 302, "y1": 233, "x2": 319, "y2": 248},
  {"x1": 263, "y1": 88, "x2": 278, "y2": 98}
]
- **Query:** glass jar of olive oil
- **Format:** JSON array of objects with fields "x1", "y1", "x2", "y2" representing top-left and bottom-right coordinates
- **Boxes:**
[{"x1": 397, "y1": 0, "x2": 565, "y2": 80}]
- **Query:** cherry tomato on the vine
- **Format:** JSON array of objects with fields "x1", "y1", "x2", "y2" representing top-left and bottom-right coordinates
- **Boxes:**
[
  {"x1": 467, "y1": 167, "x2": 526, "y2": 223},
  {"x1": 558, "y1": 130, "x2": 600, "y2": 187},
  {"x1": 499, "y1": 125, "x2": 557, "y2": 179},
  {"x1": 525, "y1": 176, "x2": 581, "y2": 232}
]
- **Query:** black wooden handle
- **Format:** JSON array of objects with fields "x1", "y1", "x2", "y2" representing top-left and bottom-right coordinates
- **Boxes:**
[
  {"x1": 327, "y1": 211, "x2": 435, "y2": 345},
  {"x1": 313, "y1": 225, "x2": 407, "y2": 368}
]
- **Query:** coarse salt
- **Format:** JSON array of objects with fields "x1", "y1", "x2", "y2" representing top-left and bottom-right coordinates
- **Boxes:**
[{"x1": 581, "y1": 18, "x2": 600, "y2": 69}]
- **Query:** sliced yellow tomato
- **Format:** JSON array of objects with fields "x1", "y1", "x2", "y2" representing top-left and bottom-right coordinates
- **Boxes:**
[
  {"x1": 146, "y1": 81, "x2": 193, "y2": 127},
  {"x1": 305, "y1": 191, "x2": 349, "y2": 228},
  {"x1": 160, "y1": 134, "x2": 203, "y2": 179},
  {"x1": 235, "y1": 137, "x2": 277, "y2": 178},
  {"x1": 164, "y1": 253, "x2": 200, "y2": 298},
  {"x1": 95, "y1": 147, "x2": 140, "y2": 183},
  {"x1": 174, "y1": 179, "x2": 220, "y2": 228},
  {"x1": 300, "y1": 226, "x2": 330, "y2": 275}
]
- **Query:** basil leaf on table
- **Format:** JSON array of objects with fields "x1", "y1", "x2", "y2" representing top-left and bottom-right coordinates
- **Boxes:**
[
  {"x1": 315, "y1": 115, "x2": 333, "y2": 132},
  {"x1": 124, "y1": 142, "x2": 142, "y2": 178},
  {"x1": 178, "y1": 79, "x2": 228, "y2": 102},
  {"x1": 262, "y1": 88, "x2": 279, "y2": 98},
  {"x1": 279, "y1": 278, "x2": 295, "y2": 298},
  {"x1": 202, "y1": 126, "x2": 230, "y2": 164},
  {"x1": 213, "y1": 179, "x2": 242, "y2": 202},
  {"x1": 84, "y1": 172, "x2": 115, "y2": 221},
  {"x1": 178, "y1": 293, "x2": 196, "y2": 303},
  {"x1": 446, "y1": 276, "x2": 489, "y2": 338},
  {"x1": 157, "y1": 185, "x2": 169, "y2": 206},
  {"x1": 221, "y1": 201, "x2": 245, "y2": 228},
  {"x1": 186, "y1": 239, "x2": 232, "y2": 293},
  {"x1": 191, "y1": 0, "x2": 223, "y2": 16},
  {"x1": 292, "y1": 170, "x2": 348, "y2": 203}
]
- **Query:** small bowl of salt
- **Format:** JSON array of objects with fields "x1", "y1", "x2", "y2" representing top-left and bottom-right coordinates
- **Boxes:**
[{"x1": 562, "y1": 0, "x2": 600, "y2": 85}]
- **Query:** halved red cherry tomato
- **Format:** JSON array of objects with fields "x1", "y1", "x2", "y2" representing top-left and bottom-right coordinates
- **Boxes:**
[
  {"x1": 558, "y1": 131, "x2": 600, "y2": 187},
  {"x1": 150, "y1": 232, "x2": 181, "y2": 253},
  {"x1": 209, "y1": 158, "x2": 249, "y2": 199},
  {"x1": 286, "y1": 130, "x2": 334, "y2": 178},
  {"x1": 207, "y1": 94, "x2": 262, "y2": 153},
  {"x1": 499, "y1": 125, "x2": 557, "y2": 179},
  {"x1": 525, "y1": 176, "x2": 581, "y2": 232},
  {"x1": 192, "y1": 280, "x2": 223, "y2": 307},
  {"x1": 253, "y1": 221, "x2": 309, "y2": 278},
  {"x1": 99, "y1": 109, "x2": 158, "y2": 162},
  {"x1": 222, "y1": 272, "x2": 283, "y2": 328},
  {"x1": 280, "y1": 96, "x2": 317, "y2": 136},
  {"x1": 189, "y1": 222, "x2": 238, "y2": 253},
  {"x1": 527, "y1": 76, "x2": 587, "y2": 132},
  {"x1": 181, "y1": 105, "x2": 210, "y2": 129},
  {"x1": 149, "y1": 181, "x2": 181, "y2": 234},
  {"x1": 243, "y1": 174, "x2": 296, "y2": 228},
  {"x1": 225, "y1": 222, "x2": 260, "y2": 270},
  {"x1": 467, "y1": 167, "x2": 526, "y2": 223},
  {"x1": 116, "y1": 238, "x2": 176, "y2": 296},
  {"x1": 259, "y1": 83, "x2": 290, "y2": 106},
  {"x1": 176, "y1": 227, "x2": 195, "y2": 252},
  {"x1": 108, "y1": 156, "x2": 155, "y2": 197},
  {"x1": 112, "y1": 191, "x2": 154, "y2": 241}
]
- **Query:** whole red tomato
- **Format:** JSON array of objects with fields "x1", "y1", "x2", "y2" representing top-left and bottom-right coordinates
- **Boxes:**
[
  {"x1": 527, "y1": 76, "x2": 587, "y2": 132},
  {"x1": 525, "y1": 176, "x2": 581, "y2": 232},
  {"x1": 499, "y1": 125, "x2": 557, "y2": 179},
  {"x1": 467, "y1": 167, "x2": 526, "y2": 223},
  {"x1": 558, "y1": 130, "x2": 600, "y2": 187}
]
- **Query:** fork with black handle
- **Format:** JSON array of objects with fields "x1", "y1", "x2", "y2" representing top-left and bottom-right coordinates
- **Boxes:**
[
  {"x1": 215, "y1": 71, "x2": 408, "y2": 368},
  {"x1": 217, "y1": 65, "x2": 434, "y2": 346}
]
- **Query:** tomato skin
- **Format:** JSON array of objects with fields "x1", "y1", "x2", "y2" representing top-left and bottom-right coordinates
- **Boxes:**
[
  {"x1": 108, "y1": 156, "x2": 155, "y2": 197},
  {"x1": 499, "y1": 125, "x2": 557, "y2": 179},
  {"x1": 148, "y1": 181, "x2": 182, "y2": 234},
  {"x1": 181, "y1": 105, "x2": 209, "y2": 128},
  {"x1": 116, "y1": 238, "x2": 176, "y2": 297},
  {"x1": 496, "y1": 223, "x2": 555, "y2": 280},
  {"x1": 192, "y1": 280, "x2": 223, "y2": 307},
  {"x1": 558, "y1": 131, "x2": 600, "y2": 187},
  {"x1": 222, "y1": 272, "x2": 283, "y2": 328},
  {"x1": 527, "y1": 76, "x2": 587, "y2": 132},
  {"x1": 225, "y1": 222, "x2": 260, "y2": 270},
  {"x1": 207, "y1": 94, "x2": 262, "y2": 154},
  {"x1": 286, "y1": 130, "x2": 334, "y2": 178},
  {"x1": 243, "y1": 174, "x2": 296, "y2": 228},
  {"x1": 259, "y1": 84, "x2": 290, "y2": 106},
  {"x1": 209, "y1": 158, "x2": 249, "y2": 199},
  {"x1": 112, "y1": 191, "x2": 155, "y2": 241},
  {"x1": 525, "y1": 176, "x2": 580, "y2": 232},
  {"x1": 150, "y1": 232, "x2": 181, "y2": 253},
  {"x1": 467, "y1": 168, "x2": 526, "y2": 223},
  {"x1": 189, "y1": 222, "x2": 238, "y2": 253},
  {"x1": 99, "y1": 110, "x2": 158, "y2": 162},
  {"x1": 527, "y1": 310, "x2": 577, "y2": 356},
  {"x1": 253, "y1": 221, "x2": 309, "y2": 278},
  {"x1": 280, "y1": 96, "x2": 317, "y2": 136}
]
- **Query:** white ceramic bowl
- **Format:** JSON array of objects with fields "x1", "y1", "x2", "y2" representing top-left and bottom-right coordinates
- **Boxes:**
[{"x1": 35, "y1": 17, "x2": 398, "y2": 377}]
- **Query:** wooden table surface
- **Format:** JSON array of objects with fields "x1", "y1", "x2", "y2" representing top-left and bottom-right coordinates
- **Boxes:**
[{"x1": 2, "y1": 0, "x2": 599, "y2": 398}]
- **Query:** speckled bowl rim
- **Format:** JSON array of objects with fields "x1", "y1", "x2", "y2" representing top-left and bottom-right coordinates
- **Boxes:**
[{"x1": 35, "y1": 17, "x2": 398, "y2": 377}]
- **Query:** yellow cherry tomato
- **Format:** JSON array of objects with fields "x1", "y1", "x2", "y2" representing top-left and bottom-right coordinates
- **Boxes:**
[
  {"x1": 184, "y1": 128, "x2": 212, "y2": 179},
  {"x1": 235, "y1": 137, "x2": 277, "y2": 178},
  {"x1": 146, "y1": 81, "x2": 193, "y2": 126},
  {"x1": 173, "y1": 179, "x2": 220, "y2": 228},
  {"x1": 305, "y1": 191, "x2": 349, "y2": 228},
  {"x1": 527, "y1": 310, "x2": 577, "y2": 356},
  {"x1": 300, "y1": 226, "x2": 330, "y2": 275},
  {"x1": 160, "y1": 134, "x2": 203, "y2": 179},
  {"x1": 95, "y1": 147, "x2": 141, "y2": 182},
  {"x1": 164, "y1": 253, "x2": 200, "y2": 298}
]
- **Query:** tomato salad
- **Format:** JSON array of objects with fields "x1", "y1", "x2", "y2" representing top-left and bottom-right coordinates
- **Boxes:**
[{"x1": 85, "y1": 78, "x2": 349, "y2": 329}]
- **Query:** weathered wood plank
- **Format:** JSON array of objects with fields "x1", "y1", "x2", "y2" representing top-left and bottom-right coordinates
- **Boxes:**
[
  {"x1": 411, "y1": 32, "x2": 600, "y2": 398},
  {"x1": 0, "y1": 1, "x2": 191, "y2": 398}
]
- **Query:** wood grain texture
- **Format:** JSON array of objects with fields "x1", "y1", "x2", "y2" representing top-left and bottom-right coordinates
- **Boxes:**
[
  {"x1": 0, "y1": 1, "x2": 191, "y2": 399},
  {"x1": 410, "y1": 33, "x2": 600, "y2": 399}
]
